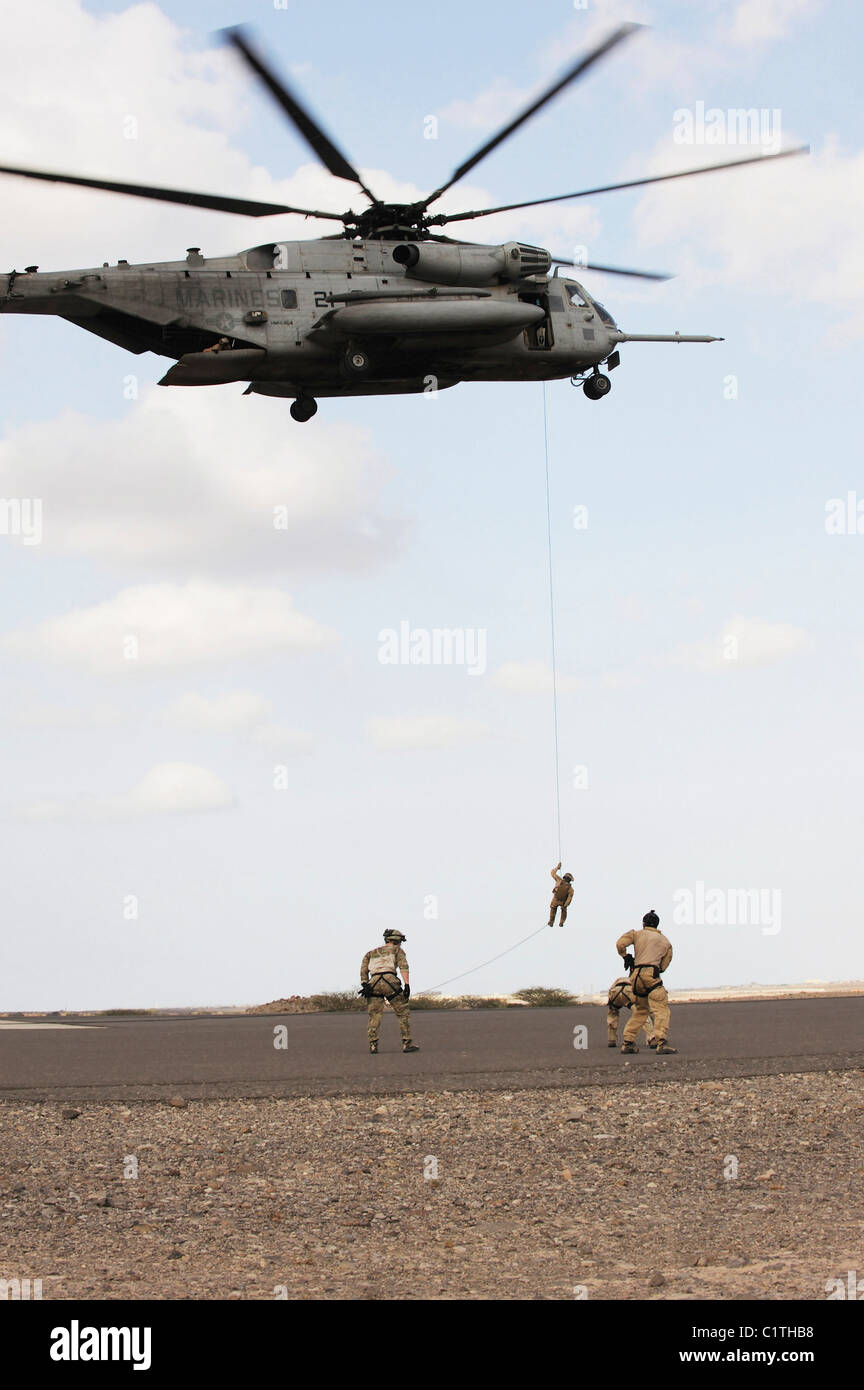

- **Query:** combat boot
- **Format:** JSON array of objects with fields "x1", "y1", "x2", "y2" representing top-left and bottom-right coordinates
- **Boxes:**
[
  {"x1": 402, "y1": 1043, "x2": 420, "y2": 1053},
  {"x1": 607, "y1": 1040, "x2": 617, "y2": 1048},
  {"x1": 647, "y1": 1038, "x2": 658, "y2": 1048},
  {"x1": 620, "y1": 1041, "x2": 638, "y2": 1054},
  {"x1": 369, "y1": 1041, "x2": 378, "y2": 1054},
  {"x1": 655, "y1": 1042, "x2": 678, "y2": 1054}
]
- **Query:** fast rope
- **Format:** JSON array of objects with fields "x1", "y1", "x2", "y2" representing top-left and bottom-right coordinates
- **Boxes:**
[
  {"x1": 543, "y1": 381, "x2": 563, "y2": 865},
  {"x1": 426, "y1": 924, "x2": 549, "y2": 994},
  {"x1": 424, "y1": 388, "x2": 563, "y2": 996}
]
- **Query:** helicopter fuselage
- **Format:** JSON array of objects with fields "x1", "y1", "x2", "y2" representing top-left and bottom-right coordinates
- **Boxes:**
[
  {"x1": 0, "y1": 237, "x2": 624, "y2": 399},
  {"x1": 1, "y1": 234, "x2": 723, "y2": 417},
  {"x1": 0, "y1": 20, "x2": 800, "y2": 419}
]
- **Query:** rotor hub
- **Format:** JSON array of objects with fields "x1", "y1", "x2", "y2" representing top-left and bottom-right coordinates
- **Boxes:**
[{"x1": 345, "y1": 204, "x2": 431, "y2": 240}]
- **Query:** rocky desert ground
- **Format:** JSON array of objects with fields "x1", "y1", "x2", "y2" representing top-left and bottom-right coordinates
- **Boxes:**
[{"x1": 2, "y1": 1068, "x2": 862, "y2": 1300}]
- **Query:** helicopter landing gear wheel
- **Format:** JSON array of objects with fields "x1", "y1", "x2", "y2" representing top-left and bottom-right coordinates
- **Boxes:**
[
  {"x1": 340, "y1": 345, "x2": 372, "y2": 378},
  {"x1": 583, "y1": 372, "x2": 611, "y2": 401},
  {"x1": 290, "y1": 395, "x2": 318, "y2": 422}
]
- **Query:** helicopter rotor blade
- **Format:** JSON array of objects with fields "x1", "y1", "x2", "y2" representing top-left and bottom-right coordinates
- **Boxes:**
[
  {"x1": 552, "y1": 257, "x2": 672, "y2": 282},
  {"x1": 223, "y1": 27, "x2": 378, "y2": 205},
  {"x1": 421, "y1": 23, "x2": 641, "y2": 211},
  {"x1": 434, "y1": 145, "x2": 810, "y2": 224},
  {"x1": 0, "y1": 163, "x2": 348, "y2": 219}
]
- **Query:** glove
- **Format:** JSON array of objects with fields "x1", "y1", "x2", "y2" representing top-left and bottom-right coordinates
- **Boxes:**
[
  {"x1": 623, "y1": 953, "x2": 635, "y2": 971},
  {"x1": 402, "y1": 984, "x2": 411, "y2": 1000},
  {"x1": 358, "y1": 982, "x2": 373, "y2": 999}
]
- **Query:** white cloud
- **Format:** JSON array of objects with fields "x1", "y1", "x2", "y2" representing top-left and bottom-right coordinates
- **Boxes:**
[
  {"x1": 0, "y1": 1, "x2": 349, "y2": 270},
  {"x1": 247, "y1": 723, "x2": 315, "y2": 755},
  {"x1": 632, "y1": 138, "x2": 864, "y2": 339},
  {"x1": 671, "y1": 615, "x2": 808, "y2": 672},
  {"x1": 161, "y1": 690, "x2": 313, "y2": 754},
  {"x1": 490, "y1": 660, "x2": 583, "y2": 694},
  {"x1": 439, "y1": 3, "x2": 661, "y2": 134},
  {"x1": 17, "y1": 762, "x2": 235, "y2": 821},
  {"x1": 163, "y1": 690, "x2": 277, "y2": 733},
  {"x1": 4, "y1": 699, "x2": 124, "y2": 729},
  {"x1": 0, "y1": 388, "x2": 404, "y2": 576},
  {"x1": 438, "y1": 78, "x2": 530, "y2": 133},
  {"x1": 2, "y1": 580, "x2": 337, "y2": 674},
  {"x1": 727, "y1": 0, "x2": 822, "y2": 44},
  {"x1": 367, "y1": 716, "x2": 491, "y2": 750}
]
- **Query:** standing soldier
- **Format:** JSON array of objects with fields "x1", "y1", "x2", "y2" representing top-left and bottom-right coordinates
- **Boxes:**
[
  {"x1": 359, "y1": 929, "x2": 420, "y2": 1055},
  {"x1": 548, "y1": 862, "x2": 574, "y2": 928},
  {"x1": 606, "y1": 972, "x2": 656, "y2": 1049},
  {"x1": 615, "y1": 909, "x2": 677, "y2": 1055}
]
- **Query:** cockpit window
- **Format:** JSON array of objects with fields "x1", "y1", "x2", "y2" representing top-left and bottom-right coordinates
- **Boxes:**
[
  {"x1": 564, "y1": 282, "x2": 589, "y2": 307},
  {"x1": 593, "y1": 301, "x2": 617, "y2": 327}
]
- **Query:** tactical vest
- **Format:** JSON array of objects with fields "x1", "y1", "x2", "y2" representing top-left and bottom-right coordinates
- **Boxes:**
[{"x1": 552, "y1": 880, "x2": 570, "y2": 904}]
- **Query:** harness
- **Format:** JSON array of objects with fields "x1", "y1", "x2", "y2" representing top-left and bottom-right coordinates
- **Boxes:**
[
  {"x1": 631, "y1": 964, "x2": 663, "y2": 998},
  {"x1": 368, "y1": 945, "x2": 404, "y2": 1000},
  {"x1": 608, "y1": 982, "x2": 632, "y2": 1010}
]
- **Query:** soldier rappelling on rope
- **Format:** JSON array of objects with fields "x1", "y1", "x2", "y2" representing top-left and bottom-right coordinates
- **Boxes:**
[{"x1": 548, "y1": 862, "x2": 574, "y2": 928}]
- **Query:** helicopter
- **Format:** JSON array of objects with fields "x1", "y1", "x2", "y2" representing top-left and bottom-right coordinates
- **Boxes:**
[{"x1": 0, "y1": 24, "x2": 806, "y2": 422}]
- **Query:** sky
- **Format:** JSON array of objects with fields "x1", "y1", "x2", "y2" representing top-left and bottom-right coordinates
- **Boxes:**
[{"x1": 1, "y1": 0, "x2": 863, "y2": 1008}]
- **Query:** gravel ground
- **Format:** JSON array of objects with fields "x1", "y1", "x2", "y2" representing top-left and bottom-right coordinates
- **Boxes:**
[{"x1": 2, "y1": 1070, "x2": 862, "y2": 1301}]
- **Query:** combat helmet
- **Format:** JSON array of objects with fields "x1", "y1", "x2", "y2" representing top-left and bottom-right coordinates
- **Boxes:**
[{"x1": 383, "y1": 929, "x2": 406, "y2": 943}]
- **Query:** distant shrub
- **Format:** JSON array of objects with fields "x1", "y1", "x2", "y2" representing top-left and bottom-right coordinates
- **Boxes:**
[
  {"x1": 412, "y1": 994, "x2": 515, "y2": 1009},
  {"x1": 255, "y1": 987, "x2": 577, "y2": 1014},
  {"x1": 512, "y1": 986, "x2": 577, "y2": 1007},
  {"x1": 308, "y1": 991, "x2": 365, "y2": 1012}
]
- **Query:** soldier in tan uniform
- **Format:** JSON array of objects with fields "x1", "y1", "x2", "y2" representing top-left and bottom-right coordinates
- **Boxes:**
[
  {"x1": 359, "y1": 929, "x2": 419, "y2": 1055},
  {"x1": 615, "y1": 909, "x2": 677, "y2": 1055},
  {"x1": 606, "y1": 974, "x2": 656, "y2": 1048},
  {"x1": 548, "y1": 862, "x2": 574, "y2": 927}
]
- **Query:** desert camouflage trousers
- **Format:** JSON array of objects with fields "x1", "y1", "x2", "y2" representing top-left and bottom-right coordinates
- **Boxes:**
[
  {"x1": 623, "y1": 984, "x2": 670, "y2": 1045},
  {"x1": 367, "y1": 992, "x2": 412, "y2": 1044},
  {"x1": 607, "y1": 1005, "x2": 655, "y2": 1045}
]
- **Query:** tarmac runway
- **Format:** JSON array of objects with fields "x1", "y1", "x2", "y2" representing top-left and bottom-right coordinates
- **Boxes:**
[{"x1": 1, "y1": 997, "x2": 862, "y2": 1101}]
